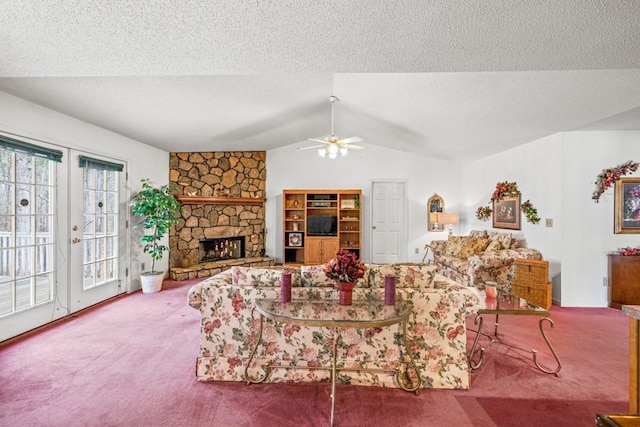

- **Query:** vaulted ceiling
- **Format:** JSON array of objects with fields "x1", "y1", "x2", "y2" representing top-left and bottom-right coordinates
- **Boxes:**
[{"x1": 1, "y1": 1, "x2": 639, "y2": 162}]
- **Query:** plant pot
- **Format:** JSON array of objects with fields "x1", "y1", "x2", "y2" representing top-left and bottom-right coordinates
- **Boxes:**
[{"x1": 140, "y1": 272, "x2": 164, "y2": 293}]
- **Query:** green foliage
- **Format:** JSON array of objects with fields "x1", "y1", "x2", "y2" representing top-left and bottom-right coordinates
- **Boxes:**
[{"x1": 130, "y1": 178, "x2": 181, "y2": 273}]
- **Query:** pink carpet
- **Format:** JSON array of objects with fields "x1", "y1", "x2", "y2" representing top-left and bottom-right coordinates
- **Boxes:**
[{"x1": 0, "y1": 279, "x2": 629, "y2": 426}]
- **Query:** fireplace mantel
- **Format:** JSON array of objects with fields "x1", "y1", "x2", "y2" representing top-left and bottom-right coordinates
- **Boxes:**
[{"x1": 176, "y1": 195, "x2": 266, "y2": 205}]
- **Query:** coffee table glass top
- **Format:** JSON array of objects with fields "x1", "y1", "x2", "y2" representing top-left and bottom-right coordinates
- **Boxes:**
[
  {"x1": 255, "y1": 299, "x2": 413, "y2": 328},
  {"x1": 476, "y1": 291, "x2": 549, "y2": 316}
]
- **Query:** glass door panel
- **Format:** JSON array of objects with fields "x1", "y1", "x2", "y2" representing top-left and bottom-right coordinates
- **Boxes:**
[
  {"x1": 0, "y1": 145, "x2": 60, "y2": 341},
  {"x1": 69, "y1": 150, "x2": 126, "y2": 312}
]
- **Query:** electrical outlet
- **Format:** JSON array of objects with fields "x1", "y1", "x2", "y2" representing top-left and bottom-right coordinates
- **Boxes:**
[
  {"x1": 603, "y1": 277, "x2": 608, "y2": 287},
  {"x1": 545, "y1": 218, "x2": 553, "y2": 227},
  {"x1": 415, "y1": 248, "x2": 419, "y2": 254}
]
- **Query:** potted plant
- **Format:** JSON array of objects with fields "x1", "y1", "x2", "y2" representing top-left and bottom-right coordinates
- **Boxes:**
[{"x1": 130, "y1": 178, "x2": 182, "y2": 293}]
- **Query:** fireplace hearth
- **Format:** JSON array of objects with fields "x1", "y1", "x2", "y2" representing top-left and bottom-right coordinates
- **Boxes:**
[{"x1": 200, "y1": 237, "x2": 246, "y2": 263}]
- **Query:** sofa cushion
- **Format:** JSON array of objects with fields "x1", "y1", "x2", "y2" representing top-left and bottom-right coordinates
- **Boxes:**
[
  {"x1": 231, "y1": 266, "x2": 302, "y2": 287},
  {"x1": 488, "y1": 232, "x2": 513, "y2": 249},
  {"x1": 445, "y1": 236, "x2": 466, "y2": 256},
  {"x1": 300, "y1": 265, "x2": 335, "y2": 287},
  {"x1": 457, "y1": 237, "x2": 490, "y2": 259},
  {"x1": 469, "y1": 230, "x2": 488, "y2": 238},
  {"x1": 485, "y1": 239, "x2": 503, "y2": 251},
  {"x1": 368, "y1": 263, "x2": 436, "y2": 289}
]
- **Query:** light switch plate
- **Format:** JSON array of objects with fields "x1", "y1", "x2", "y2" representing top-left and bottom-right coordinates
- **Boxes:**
[{"x1": 545, "y1": 218, "x2": 553, "y2": 227}]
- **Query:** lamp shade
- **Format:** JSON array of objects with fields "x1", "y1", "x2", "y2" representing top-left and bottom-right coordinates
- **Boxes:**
[{"x1": 437, "y1": 213, "x2": 459, "y2": 225}]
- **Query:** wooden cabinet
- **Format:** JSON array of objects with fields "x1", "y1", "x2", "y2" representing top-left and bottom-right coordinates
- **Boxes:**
[
  {"x1": 305, "y1": 237, "x2": 340, "y2": 265},
  {"x1": 608, "y1": 254, "x2": 640, "y2": 309},
  {"x1": 511, "y1": 259, "x2": 552, "y2": 309},
  {"x1": 283, "y1": 189, "x2": 361, "y2": 265}
]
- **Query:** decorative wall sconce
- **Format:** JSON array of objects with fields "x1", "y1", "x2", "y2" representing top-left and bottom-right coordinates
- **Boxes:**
[{"x1": 427, "y1": 194, "x2": 445, "y2": 232}]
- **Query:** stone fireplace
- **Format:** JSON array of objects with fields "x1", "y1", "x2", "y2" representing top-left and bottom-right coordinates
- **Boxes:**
[{"x1": 168, "y1": 151, "x2": 273, "y2": 280}]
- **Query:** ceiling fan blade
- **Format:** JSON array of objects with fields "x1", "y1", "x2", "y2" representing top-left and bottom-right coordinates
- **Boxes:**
[
  {"x1": 345, "y1": 145, "x2": 366, "y2": 150},
  {"x1": 297, "y1": 144, "x2": 325, "y2": 150},
  {"x1": 340, "y1": 136, "x2": 363, "y2": 144},
  {"x1": 308, "y1": 138, "x2": 331, "y2": 144}
]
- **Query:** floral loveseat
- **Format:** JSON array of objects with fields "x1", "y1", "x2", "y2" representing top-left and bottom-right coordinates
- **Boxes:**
[
  {"x1": 187, "y1": 263, "x2": 480, "y2": 390},
  {"x1": 429, "y1": 230, "x2": 542, "y2": 291}
]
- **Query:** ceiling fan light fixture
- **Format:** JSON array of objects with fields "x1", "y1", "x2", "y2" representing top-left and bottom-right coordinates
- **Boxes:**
[{"x1": 298, "y1": 95, "x2": 364, "y2": 159}]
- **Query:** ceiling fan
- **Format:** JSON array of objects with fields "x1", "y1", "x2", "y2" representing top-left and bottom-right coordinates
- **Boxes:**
[{"x1": 298, "y1": 95, "x2": 365, "y2": 158}]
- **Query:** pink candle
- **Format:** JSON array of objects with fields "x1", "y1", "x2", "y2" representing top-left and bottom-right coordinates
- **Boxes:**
[
  {"x1": 280, "y1": 272, "x2": 292, "y2": 303},
  {"x1": 385, "y1": 274, "x2": 396, "y2": 305}
]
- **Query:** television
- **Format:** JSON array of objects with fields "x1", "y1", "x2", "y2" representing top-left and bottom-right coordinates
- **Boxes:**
[{"x1": 307, "y1": 215, "x2": 338, "y2": 236}]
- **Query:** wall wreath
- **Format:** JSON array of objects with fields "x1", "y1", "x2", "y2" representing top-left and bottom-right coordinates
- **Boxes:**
[{"x1": 592, "y1": 160, "x2": 639, "y2": 203}]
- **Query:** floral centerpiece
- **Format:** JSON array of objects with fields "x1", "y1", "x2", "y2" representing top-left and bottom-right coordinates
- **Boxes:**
[
  {"x1": 323, "y1": 249, "x2": 366, "y2": 305},
  {"x1": 323, "y1": 249, "x2": 366, "y2": 283},
  {"x1": 617, "y1": 247, "x2": 640, "y2": 256}
]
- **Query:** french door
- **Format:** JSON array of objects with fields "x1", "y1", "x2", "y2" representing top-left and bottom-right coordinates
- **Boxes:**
[
  {"x1": 68, "y1": 150, "x2": 127, "y2": 313},
  {"x1": 0, "y1": 137, "x2": 128, "y2": 342}
]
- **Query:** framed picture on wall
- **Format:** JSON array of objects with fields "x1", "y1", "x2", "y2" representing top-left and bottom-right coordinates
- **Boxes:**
[
  {"x1": 615, "y1": 178, "x2": 640, "y2": 234},
  {"x1": 492, "y1": 195, "x2": 521, "y2": 230}
]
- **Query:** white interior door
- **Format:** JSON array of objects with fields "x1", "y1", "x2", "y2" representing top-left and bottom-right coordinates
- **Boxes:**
[
  {"x1": 68, "y1": 150, "x2": 127, "y2": 313},
  {"x1": 370, "y1": 181, "x2": 406, "y2": 264}
]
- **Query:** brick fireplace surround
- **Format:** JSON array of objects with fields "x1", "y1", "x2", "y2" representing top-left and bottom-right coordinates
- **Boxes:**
[{"x1": 168, "y1": 151, "x2": 274, "y2": 281}]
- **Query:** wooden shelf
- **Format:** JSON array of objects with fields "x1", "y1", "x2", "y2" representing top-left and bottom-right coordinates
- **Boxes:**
[
  {"x1": 283, "y1": 189, "x2": 361, "y2": 265},
  {"x1": 176, "y1": 195, "x2": 266, "y2": 205}
]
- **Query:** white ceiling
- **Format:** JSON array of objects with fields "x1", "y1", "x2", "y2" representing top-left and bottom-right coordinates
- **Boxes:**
[{"x1": 1, "y1": 1, "x2": 639, "y2": 162}]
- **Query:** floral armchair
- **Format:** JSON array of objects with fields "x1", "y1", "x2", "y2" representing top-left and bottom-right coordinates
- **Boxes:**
[
  {"x1": 429, "y1": 230, "x2": 542, "y2": 291},
  {"x1": 187, "y1": 263, "x2": 480, "y2": 390}
]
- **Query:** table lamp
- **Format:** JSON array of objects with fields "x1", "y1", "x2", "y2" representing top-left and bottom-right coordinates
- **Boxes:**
[{"x1": 437, "y1": 212, "x2": 459, "y2": 236}]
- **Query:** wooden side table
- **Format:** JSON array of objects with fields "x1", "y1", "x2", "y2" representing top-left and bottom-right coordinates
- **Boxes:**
[
  {"x1": 511, "y1": 259, "x2": 552, "y2": 309},
  {"x1": 609, "y1": 255, "x2": 640, "y2": 309}
]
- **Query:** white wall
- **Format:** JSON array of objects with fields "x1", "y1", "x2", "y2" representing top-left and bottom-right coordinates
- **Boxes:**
[
  {"x1": 0, "y1": 91, "x2": 169, "y2": 292},
  {"x1": 266, "y1": 143, "x2": 461, "y2": 264},
  {"x1": 462, "y1": 130, "x2": 640, "y2": 307}
]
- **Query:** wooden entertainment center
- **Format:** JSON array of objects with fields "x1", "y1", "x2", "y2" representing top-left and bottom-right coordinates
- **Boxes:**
[{"x1": 283, "y1": 189, "x2": 362, "y2": 265}]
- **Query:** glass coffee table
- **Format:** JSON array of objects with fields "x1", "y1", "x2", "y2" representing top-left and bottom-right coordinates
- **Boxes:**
[
  {"x1": 244, "y1": 299, "x2": 421, "y2": 426},
  {"x1": 468, "y1": 291, "x2": 562, "y2": 376}
]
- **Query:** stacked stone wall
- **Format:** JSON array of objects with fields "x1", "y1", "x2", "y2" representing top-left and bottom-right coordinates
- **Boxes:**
[{"x1": 169, "y1": 151, "x2": 266, "y2": 269}]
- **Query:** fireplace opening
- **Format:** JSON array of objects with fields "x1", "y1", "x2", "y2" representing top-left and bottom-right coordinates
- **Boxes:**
[{"x1": 199, "y1": 237, "x2": 246, "y2": 263}]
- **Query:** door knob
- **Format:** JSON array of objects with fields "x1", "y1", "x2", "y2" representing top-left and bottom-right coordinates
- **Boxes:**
[
  {"x1": 372, "y1": 225, "x2": 377, "y2": 229},
  {"x1": 72, "y1": 237, "x2": 81, "y2": 244}
]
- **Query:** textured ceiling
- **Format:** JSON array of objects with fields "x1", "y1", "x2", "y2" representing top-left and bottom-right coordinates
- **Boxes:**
[{"x1": 0, "y1": 1, "x2": 639, "y2": 161}]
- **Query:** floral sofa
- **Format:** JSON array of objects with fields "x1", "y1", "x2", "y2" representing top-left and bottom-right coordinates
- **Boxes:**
[
  {"x1": 187, "y1": 263, "x2": 480, "y2": 390},
  {"x1": 429, "y1": 230, "x2": 542, "y2": 291}
]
